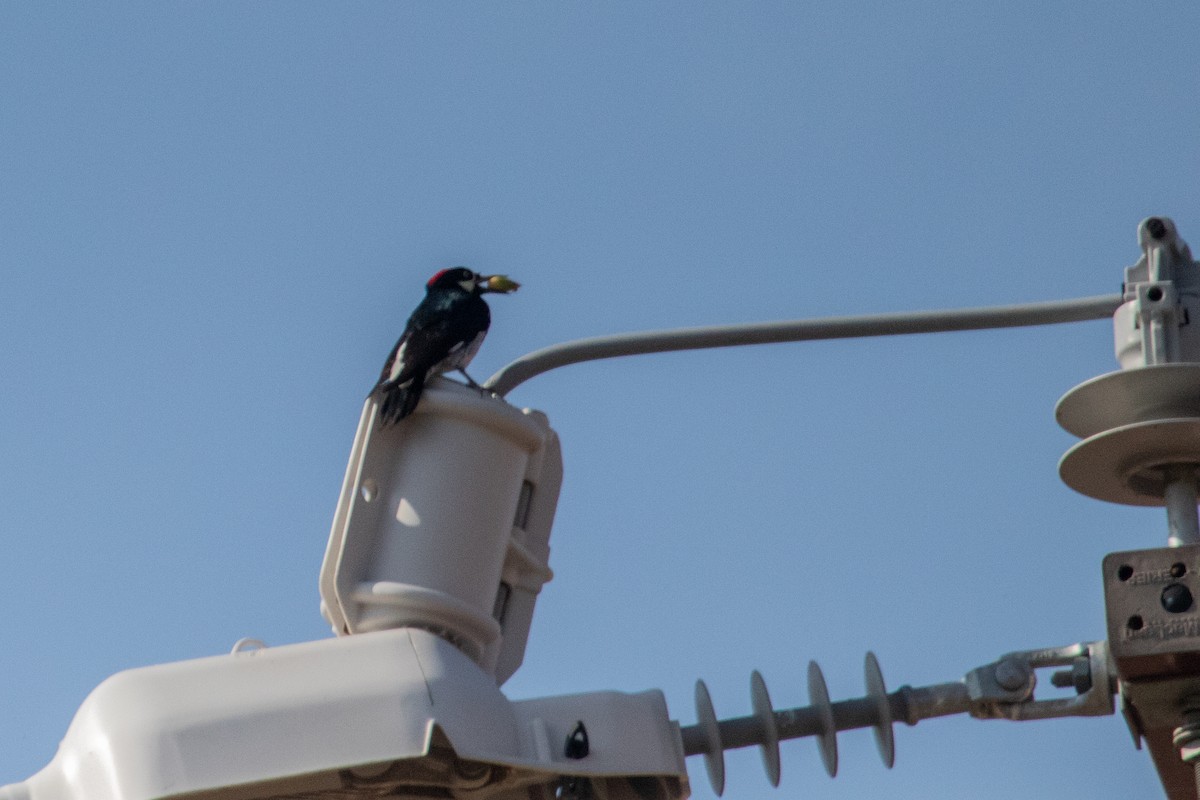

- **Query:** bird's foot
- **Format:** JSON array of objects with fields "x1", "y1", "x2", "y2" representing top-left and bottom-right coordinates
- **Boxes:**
[{"x1": 457, "y1": 369, "x2": 492, "y2": 397}]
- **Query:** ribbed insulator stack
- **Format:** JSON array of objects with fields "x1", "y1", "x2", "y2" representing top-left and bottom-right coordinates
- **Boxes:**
[{"x1": 680, "y1": 653, "x2": 905, "y2": 795}]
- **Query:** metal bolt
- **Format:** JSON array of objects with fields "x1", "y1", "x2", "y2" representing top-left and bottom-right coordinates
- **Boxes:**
[
  {"x1": 994, "y1": 658, "x2": 1030, "y2": 692},
  {"x1": 1049, "y1": 660, "x2": 1093, "y2": 694}
]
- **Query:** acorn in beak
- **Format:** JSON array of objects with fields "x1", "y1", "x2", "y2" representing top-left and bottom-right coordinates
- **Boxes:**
[{"x1": 481, "y1": 274, "x2": 520, "y2": 293}]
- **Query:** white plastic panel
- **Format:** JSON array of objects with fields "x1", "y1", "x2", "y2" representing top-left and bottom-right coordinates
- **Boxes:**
[
  {"x1": 8, "y1": 630, "x2": 490, "y2": 800},
  {"x1": 1, "y1": 630, "x2": 688, "y2": 800}
]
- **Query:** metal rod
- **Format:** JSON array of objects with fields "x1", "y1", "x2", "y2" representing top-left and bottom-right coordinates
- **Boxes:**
[
  {"x1": 484, "y1": 294, "x2": 1122, "y2": 396},
  {"x1": 893, "y1": 683, "x2": 973, "y2": 724},
  {"x1": 1165, "y1": 467, "x2": 1200, "y2": 547},
  {"x1": 678, "y1": 683, "x2": 973, "y2": 757}
]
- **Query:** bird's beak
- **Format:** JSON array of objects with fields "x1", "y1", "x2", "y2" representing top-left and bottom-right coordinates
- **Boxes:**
[{"x1": 481, "y1": 275, "x2": 520, "y2": 293}]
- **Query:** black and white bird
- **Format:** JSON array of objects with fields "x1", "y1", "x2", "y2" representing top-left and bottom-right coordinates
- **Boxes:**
[{"x1": 371, "y1": 267, "x2": 520, "y2": 426}]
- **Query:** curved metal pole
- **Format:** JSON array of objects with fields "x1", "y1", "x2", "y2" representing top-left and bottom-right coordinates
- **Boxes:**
[{"x1": 484, "y1": 294, "x2": 1122, "y2": 396}]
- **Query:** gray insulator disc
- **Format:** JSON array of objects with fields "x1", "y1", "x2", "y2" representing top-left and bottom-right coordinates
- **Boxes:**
[
  {"x1": 864, "y1": 651, "x2": 895, "y2": 768},
  {"x1": 1056, "y1": 364, "x2": 1200, "y2": 438},
  {"x1": 750, "y1": 670, "x2": 781, "y2": 787},
  {"x1": 1059, "y1": 418, "x2": 1200, "y2": 506},
  {"x1": 807, "y1": 661, "x2": 838, "y2": 777},
  {"x1": 694, "y1": 679, "x2": 725, "y2": 796}
]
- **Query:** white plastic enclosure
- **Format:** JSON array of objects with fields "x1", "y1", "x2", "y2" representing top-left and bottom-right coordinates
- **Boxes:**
[
  {"x1": 320, "y1": 378, "x2": 562, "y2": 683},
  {"x1": 0, "y1": 629, "x2": 688, "y2": 800}
]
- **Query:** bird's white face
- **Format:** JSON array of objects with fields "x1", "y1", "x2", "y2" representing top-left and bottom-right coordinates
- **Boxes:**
[{"x1": 456, "y1": 273, "x2": 479, "y2": 292}]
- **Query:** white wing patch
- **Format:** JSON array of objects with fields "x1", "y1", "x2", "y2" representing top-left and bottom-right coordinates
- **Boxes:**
[{"x1": 386, "y1": 340, "x2": 408, "y2": 383}]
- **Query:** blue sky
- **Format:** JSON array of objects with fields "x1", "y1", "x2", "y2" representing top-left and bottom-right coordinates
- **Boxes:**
[{"x1": 2, "y1": 3, "x2": 1197, "y2": 798}]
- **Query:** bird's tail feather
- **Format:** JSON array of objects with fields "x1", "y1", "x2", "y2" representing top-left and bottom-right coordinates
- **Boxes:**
[{"x1": 375, "y1": 374, "x2": 425, "y2": 427}]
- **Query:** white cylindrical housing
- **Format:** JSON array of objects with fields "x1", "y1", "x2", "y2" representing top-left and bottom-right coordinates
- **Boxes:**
[{"x1": 320, "y1": 379, "x2": 560, "y2": 679}]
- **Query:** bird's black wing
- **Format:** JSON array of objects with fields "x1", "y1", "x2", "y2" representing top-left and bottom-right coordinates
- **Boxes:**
[
  {"x1": 375, "y1": 314, "x2": 461, "y2": 390},
  {"x1": 371, "y1": 293, "x2": 490, "y2": 425}
]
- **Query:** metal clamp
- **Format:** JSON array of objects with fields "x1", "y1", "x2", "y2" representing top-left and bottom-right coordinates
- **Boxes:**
[{"x1": 965, "y1": 641, "x2": 1114, "y2": 721}]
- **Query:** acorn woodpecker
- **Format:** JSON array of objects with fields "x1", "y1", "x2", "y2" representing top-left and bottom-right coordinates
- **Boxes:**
[{"x1": 371, "y1": 267, "x2": 520, "y2": 426}]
